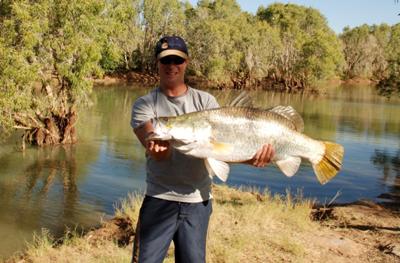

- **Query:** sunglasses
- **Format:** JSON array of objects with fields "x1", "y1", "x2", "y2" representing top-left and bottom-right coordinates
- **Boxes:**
[{"x1": 159, "y1": 56, "x2": 186, "y2": 65}]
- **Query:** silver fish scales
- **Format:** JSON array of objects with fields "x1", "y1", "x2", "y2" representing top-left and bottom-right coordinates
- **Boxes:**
[{"x1": 150, "y1": 106, "x2": 344, "y2": 184}]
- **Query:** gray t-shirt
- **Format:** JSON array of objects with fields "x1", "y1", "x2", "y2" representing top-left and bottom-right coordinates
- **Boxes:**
[{"x1": 131, "y1": 86, "x2": 219, "y2": 202}]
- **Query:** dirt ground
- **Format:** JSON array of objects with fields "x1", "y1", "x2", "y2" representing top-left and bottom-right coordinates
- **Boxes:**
[
  {"x1": 6, "y1": 191, "x2": 399, "y2": 263},
  {"x1": 85, "y1": 199, "x2": 400, "y2": 263},
  {"x1": 310, "y1": 200, "x2": 400, "y2": 263}
]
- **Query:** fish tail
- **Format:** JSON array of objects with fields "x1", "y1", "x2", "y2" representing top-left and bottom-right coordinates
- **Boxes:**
[{"x1": 312, "y1": 141, "x2": 344, "y2": 185}]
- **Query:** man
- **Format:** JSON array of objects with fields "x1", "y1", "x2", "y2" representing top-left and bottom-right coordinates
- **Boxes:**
[{"x1": 130, "y1": 36, "x2": 274, "y2": 263}]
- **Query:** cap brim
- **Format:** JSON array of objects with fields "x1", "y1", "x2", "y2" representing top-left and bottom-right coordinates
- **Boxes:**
[{"x1": 157, "y1": 50, "x2": 188, "y2": 60}]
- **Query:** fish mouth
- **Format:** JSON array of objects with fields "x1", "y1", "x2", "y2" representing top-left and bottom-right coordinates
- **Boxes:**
[{"x1": 148, "y1": 117, "x2": 172, "y2": 141}]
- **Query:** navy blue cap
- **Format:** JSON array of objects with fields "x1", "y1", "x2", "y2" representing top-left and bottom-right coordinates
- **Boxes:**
[{"x1": 155, "y1": 36, "x2": 189, "y2": 60}]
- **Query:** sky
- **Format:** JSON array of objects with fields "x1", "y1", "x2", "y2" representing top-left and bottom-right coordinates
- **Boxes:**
[{"x1": 189, "y1": 0, "x2": 400, "y2": 33}]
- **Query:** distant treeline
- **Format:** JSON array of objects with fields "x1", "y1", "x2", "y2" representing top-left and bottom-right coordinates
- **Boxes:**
[
  {"x1": 0, "y1": 0, "x2": 399, "y2": 145},
  {"x1": 1, "y1": 0, "x2": 399, "y2": 90}
]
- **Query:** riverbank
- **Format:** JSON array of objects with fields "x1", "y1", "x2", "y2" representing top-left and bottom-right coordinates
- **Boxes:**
[
  {"x1": 93, "y1": 72, "x2": 218, "y2": 90},
  {"x1": 93, "y1": 71, "x2": 378, "y2": 92},
  {"x1": 5, "y1": 184, "x2": 399, "y2": 263}
]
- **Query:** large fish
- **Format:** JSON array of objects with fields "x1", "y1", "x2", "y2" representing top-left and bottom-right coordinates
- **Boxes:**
[{"x1": 149, "y1": 106, "x2": 344, "y2": 185}]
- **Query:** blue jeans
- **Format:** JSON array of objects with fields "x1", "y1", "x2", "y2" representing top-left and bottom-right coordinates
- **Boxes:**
[{"x1": 132, "y1": 196, "x2": 213, "y2": 263}]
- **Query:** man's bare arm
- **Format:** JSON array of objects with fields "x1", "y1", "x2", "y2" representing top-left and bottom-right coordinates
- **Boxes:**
[{"x1": 133, "y1": 121, "x2": 154, "y2": 148}]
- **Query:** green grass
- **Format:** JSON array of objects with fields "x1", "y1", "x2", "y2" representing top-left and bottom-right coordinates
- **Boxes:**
[{"x1": 6, "y1": 185, "x2": 317, "y2": 263}]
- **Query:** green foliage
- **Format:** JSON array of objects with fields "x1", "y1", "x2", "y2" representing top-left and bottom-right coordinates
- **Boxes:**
[
  {"x1": 138, "y1": 0, "x2": 187, "y2": 72},
  {"x1": 376, "y1": 23, "x2": 400, "y2": 97},
  {"x1": 340, "y1": 23, "x2": 400, "y2": 95},
  {"x1": 0, "y1": 0, "x2": 111, "y2": 142},
  {"x1": 257, "y1": 3, "x2": 344, "y2": 89},
  {"x1": 187, "y1": 7, "x2": 243, "y2": 83},
  {"x1": 238, "y1": 20, "x2": 282, "y2": 81},
  {"x1": 186, "y1": 0, "x2": 282, "y2": 87},
  {"x1": 100, "y1": 0, "x2": 142, "y2": 72},
  {"x1": 0, "y1": 0, "x2": 46, "y2": 134},
  {"x1": 1, "y1": 0, "x2": 399, "y2": 144},
  {"x1": 340, "y1": 25, "x2": 384, "y2": 79}
]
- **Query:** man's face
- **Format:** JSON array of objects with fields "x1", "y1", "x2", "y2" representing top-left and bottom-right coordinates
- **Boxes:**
[{"x1": 158, "y1": 55, "x2": 188, "y2": 84}]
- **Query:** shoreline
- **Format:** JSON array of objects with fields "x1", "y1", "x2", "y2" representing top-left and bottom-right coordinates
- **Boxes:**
[
  {"x1": 5, "y1": 185, "x2": 399, "y2": 263},
  {"x1": 93, "y1": 71, "x2": 375, "y2": 90}
]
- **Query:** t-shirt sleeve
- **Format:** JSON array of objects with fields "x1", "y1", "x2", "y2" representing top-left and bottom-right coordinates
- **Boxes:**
[
  {"x1": 130, "y1": 96, "x2": 154, "y2": 129},
  {"x1": 205, "y1": 94, "x2": 220, "y2": 110}
]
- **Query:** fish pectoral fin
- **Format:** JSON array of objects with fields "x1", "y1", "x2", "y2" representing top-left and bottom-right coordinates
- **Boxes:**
[
  {"x1": 174, "y1": 141, "x2": 198, "y2": 154},
  {"x1": 275, "y1": 157, "x2": 302, "y2": 177},
  {"x1": 205, "y1": 158, "x2": 230, "y2": 182},
  {"x1": 179, "y1": 138, "x2": 196, "y2": 144},
  {"x1": 210, "y1": 141, "x2": 234, "y2": 155}
]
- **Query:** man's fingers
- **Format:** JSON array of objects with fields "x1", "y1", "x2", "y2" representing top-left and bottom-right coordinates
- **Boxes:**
[
  {"x1": 257, "y1": 145, "x2": 269, "y2": 167},
  {"x1": 148, "y1": 140, "x2": 170, "y2": 155},
  {"x1": 156, "y1": 141, "x2": 169, "y2": 152},
  {"x1": 253, "y1": 144, "x2": 274, "y2": 167},
  {"x1": 253, "y1": 148, "x2": 263, "y2": 166},
  {"x1": 147, "y1": 140, "x2": 155, "y2": 151},
  {"x1": 159, "y1": 141, "x2": 169, "y2": 148},
  {"x1": 158, "y1": 145, "x2": 167, "y2": 151},
  {"x1": 268, "y1": 146, "x2": 275, "y2": 162},
  {"x1": 258, "y1": 145, "x2": 269, "y2": 167}
]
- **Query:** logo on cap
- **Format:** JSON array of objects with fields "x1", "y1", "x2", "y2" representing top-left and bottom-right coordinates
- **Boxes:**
[{"x1": 161, "y1": 42, "x2": 168, "y2": 50}]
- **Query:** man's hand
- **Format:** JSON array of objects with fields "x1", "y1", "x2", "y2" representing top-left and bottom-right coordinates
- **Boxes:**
[
  {"x1": 146, "y1": 139, "x2": 171, "y2": 161},
  {"x1": 246, "y1": 144, "x2": 275, "y2": 167},
  {"x1": 133, "y1": 121, "x2": 171, "y2": 161}
]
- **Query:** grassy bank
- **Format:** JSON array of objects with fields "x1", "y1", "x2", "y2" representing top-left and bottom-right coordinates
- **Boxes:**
[{"x1": 5, "y1": 185, "x2": 399, "y2": 263}]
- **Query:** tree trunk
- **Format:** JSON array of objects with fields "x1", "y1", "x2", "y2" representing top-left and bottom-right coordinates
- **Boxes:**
[{"x1": 23, "y1": 109, "x2": 78, "y2": 147}]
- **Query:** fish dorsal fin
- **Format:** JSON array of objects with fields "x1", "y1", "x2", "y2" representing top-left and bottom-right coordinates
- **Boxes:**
[
  {"x1": 269, "y1": 106, "x2": 304, "y2": 132},
  {"x1": 229, "y1": 91, "x2": 253, "y2": 107},
  {"x1": 275, "y1": 157, "x2": 302, "y2": 177},
  {"x1": 205, "y1": 158, "x2": 230, "y2": 182}
]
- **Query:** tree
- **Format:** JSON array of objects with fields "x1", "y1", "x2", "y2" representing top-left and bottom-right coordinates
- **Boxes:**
[
  {"x1": 185, "y1": 0, "x2": 240, "y2": 85},
  {"x1": 377, "y1": 23, "x2": 400, "y2": 97},
  {"x1": 340, "y1": 25, "x2": 385, "y2": 80},
  {"x1": 186, "y1": 0, "x2": 275, "y2": 88},
  {"x1": 100, "y1": 0, "x2": 142, "y2": 72},
  {"x1": 257, "y1": 3, "x2": 344, "y2": 90},
  {"x1": 369, "y1": 24, "x2": 391, "y2": 79},
  {"x1": 235, "y1": 19, "x2": 282, "y2": 89},
  {"x1": 137, "y1": 0, "x2": 187, "y2": 72},
  {"x1": 340, "y1": 22, "x2": 400, "y2": 95},
  {"x1": 0, "y1": 0, "x2": 108, "y2": 146}
]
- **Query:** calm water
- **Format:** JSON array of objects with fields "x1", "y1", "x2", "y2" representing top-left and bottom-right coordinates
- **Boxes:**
[{"x1": 0, "y1": 84, "x2": 399, "y2": 258}]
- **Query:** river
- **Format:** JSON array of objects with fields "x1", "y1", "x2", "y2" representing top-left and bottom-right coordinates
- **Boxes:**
[{"x1": 0, "y1": 84, "x2": 399, "y2": 259}]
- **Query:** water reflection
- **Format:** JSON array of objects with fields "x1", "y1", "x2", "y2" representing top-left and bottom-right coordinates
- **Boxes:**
[
  {"x1": 0, "y1": 146, "x2": 93, "y2": 259},
  {"x1": 371, "y1": 149, "x2": 400, "y2": 204},
  {"x1": 212, "y1": 86, "x2": 400, "y2": 140},
  {"x1": 23, "y1": 146, "x2": 79, "y2": 220},
  {"x1": 24, "y1": 146, "x2": 76, "y2": 195},
  {"x1": 1, "y1": 84, "x2": 400, "y2": 258},
  {"x1": 376, "y1": 78, "x2": 400, "y2": 99}
]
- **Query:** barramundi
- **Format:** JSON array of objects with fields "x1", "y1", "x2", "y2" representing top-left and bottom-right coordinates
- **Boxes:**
[{"x1": 149, "y1": 106, "x2": 344, "y2": 184}]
